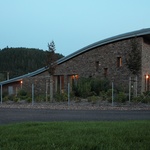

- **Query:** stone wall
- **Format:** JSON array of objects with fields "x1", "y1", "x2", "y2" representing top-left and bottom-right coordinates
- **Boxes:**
[
  {"x1": 55, "y1": 37, "x2": 143, "y2": 93},
  {"x1": 18, "y1": 36, "x2": 150, "y2": 95},
  {"x1": 3, "y1": 36, "x2": 150, "y2": 98},
  {"x1": 22, "y1": 71, "x2": 50, "y2": 96},
  {"x1": 2, "y1": 81, "x2": 21, "y2": 95},
  {"x1": 141, "y1": 37, "x2": 150, "y2": 92}
]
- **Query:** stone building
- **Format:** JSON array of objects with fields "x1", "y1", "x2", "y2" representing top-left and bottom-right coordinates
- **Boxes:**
[
  {"x1": 54, "y1": 28, "x2": 150, "y2": 94},
  {"x1": 1, "y1": 28, "x2": 150, "y2": 98}
]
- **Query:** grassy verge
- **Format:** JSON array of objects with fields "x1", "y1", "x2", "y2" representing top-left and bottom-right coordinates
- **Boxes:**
[{"x1": 0, "y1": 121, "x2": 150, "y2": 150}]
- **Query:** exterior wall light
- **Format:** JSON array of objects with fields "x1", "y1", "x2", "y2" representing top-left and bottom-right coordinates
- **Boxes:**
[
  {"x1": 20, "y1": 80, "x2": 23, "y2": 89},
  {"x1": 145, "y1": 75, "x2": 149, "y2": 91},
  {"x1": 72, "y1": 75, "x2": 79, "y2": 79},
  {"x1": 146, "y1": 75, "x2": 149, "y2": 79}
]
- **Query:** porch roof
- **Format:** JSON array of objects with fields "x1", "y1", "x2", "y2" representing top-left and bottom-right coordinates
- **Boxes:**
[{"x1": 0, "y1": 67, "x2": 47, "y2": 85}]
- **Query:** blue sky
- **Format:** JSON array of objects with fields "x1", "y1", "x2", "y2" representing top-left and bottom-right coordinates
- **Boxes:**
[{"x1": 0, "y1": 0, "x2": 150, "y2": 56}]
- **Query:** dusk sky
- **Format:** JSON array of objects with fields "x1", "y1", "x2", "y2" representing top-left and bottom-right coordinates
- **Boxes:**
[{"x1": 1, "y1": 0, "x2": 150, "y2": 56}]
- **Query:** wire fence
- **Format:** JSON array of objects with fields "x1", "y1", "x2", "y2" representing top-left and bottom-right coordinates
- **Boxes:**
[{"x1": 0, "y1": 76, "x2": 150, "y2": 105}]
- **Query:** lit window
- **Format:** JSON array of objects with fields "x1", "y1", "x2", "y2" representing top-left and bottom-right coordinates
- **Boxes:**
[{"x1": 117, "y1": 57, "x2": 122, "y2": 67}]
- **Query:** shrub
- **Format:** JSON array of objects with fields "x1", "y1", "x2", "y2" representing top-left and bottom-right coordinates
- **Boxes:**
[
  {"x1": 2, "y1": 91, "x2": 8, "y2": 98},
  {"x1": 18, "y1": 89, "x2": 27, "y2": 97},
  {"x1": 143, "y1": 91, "x2": 150, "y2": 96},
  {"x1": 99, "y1": 91, "x2": 107, "y2": 100},
  {"x1": 17, "y1": 89, "x2": 31, "y2": 102},
  {"x1": 35, "y1": 95, "x2": 46, "y2": 102},
  {"x1": 3, "y1": 96, "x2": 9, "y2": 102},
  {"x1": 54, "y1": 92, "x2": 68, "y2": 102},
  {"x1": 132, "y1": 95, "x2": 144, "y2": 103},
  {"x1": 99, "y1": 78, "x2": 110, "y2": 92},
  {"x1": 73, "y1": 77, "x2": 110, "y2": 98},
  {"x1": 142, "y1": 96, "x2": 150, "y2": 103},
  {"x1": 106, "y1": 89, "x2": 113, "y2": 102},
  {"x1": 90, "y1": 78, "x2": 109, "y2": 95},
  {"x1": 14, "y1": 96, "x2": 20, "y2": 102},
  {"x1": 141, "y1": 93, "x2": 150, "y2": 103},
  {"x1": 116, "y1": 92, "x2": 127, "y2": 103},
  {"x1": 87, "y1": 95, "x2": 100, "y2": 104},
  {"x1": 73, "y1": 77, "x2": 91, "y2": 98},
  {"x1": 132, "y1": 92, "x2": 150, "y2": 104},
  {"x1": 8, "y1": 95, "x2": 15, "y2": 101},
  {"x1": 26, "y1": 97, "x2": 32, "y2": 103}
]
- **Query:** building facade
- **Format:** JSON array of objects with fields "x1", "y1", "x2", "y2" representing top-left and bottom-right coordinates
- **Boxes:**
[
  {"x1": 1, "y1": 28, "x2": 150, "y2": 98},
  {"x1": 53, "y1": 29, "x2": 150, "y2": 94}
]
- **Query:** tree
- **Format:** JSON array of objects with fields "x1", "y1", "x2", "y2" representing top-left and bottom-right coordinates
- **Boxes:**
[
  {"x1": 46, "y1": 41, "x2": 57, "y2": 75},
  {"x1": 0, "y1": 46, "x2": 63, "y2": 79},
  {"x1": 126, "y1": 38, "x2": 141, "y2": 75},
  {"x1": 46, "y1": 41, "x2": 58, "y2": 102},
  {"x1": 126, "y1": 38, "x2": 141, "y2": 97},
  {"x1": 0, "y1": 73, "x2": 5, "y2": 82}
]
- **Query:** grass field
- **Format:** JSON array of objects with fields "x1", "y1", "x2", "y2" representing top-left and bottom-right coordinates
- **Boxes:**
[{"x1": 0, "y1": 121, "x2": 150, "y2": 150}]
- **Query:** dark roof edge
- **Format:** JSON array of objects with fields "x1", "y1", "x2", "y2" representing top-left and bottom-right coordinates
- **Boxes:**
[
  {"x1": 57, "y1": 28, "x2": 150, "y2": 64},
  {"x1": 0, "y1": 67, "x2": 47, "y2": 85}
]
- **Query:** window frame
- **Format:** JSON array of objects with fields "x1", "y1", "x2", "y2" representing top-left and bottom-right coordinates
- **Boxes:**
[{"x1": 117, "y1": 57, "x2": 122, "y2": 67}]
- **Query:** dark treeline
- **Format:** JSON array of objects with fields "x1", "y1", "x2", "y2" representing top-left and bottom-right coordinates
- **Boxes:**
[{"x1": 0, "y1": 47, "x2": 64, "y2": 80}]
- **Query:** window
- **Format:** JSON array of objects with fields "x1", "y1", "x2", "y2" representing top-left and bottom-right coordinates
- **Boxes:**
[
  {"x1": 8, "y1": 86, "x2": 13, "y2": 95},
  {"x1": 117, "y1": 57, "x2": 122, "y2": 67},
  {"x1": 95, "y1": 61, "x2": 99, "y2": 71},
  {"x1": 104, "y1": 68, "x2": 108, "y2": 77}
]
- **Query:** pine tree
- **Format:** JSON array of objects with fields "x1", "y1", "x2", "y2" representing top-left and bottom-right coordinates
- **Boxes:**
[
  {"x1": 46, "y1": 41, "x2": 58, "y2": 102},
  {"x1": 46, "y1": 41, "x2": 57, "y2": 75}
]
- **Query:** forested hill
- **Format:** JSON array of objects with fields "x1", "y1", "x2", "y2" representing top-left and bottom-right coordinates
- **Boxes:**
[{"x1": 0, "y1": 47, "x2": 64, "y2": 80}]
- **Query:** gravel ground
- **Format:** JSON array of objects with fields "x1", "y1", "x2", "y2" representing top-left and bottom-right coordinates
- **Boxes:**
[
  {"x1": 0, "y1": 100, "x2": 150, "y2": 110},
  {"x1": 0, "y1": 100, "x2": 150, "y2": 124}
]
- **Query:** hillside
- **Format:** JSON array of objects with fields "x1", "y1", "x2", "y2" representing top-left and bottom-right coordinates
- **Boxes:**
[{"x1": 0, "y1": 47, "x2": 64, "y2": 81}]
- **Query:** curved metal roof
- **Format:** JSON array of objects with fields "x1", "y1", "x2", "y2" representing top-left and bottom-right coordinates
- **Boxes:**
[
  {"x1": 57, "y1": 28, "x2": 150, "y2": 64},
  {"x1": 1, "y1": 28, "x2": 150, "y2": 85},
  {"x1": 0, "y1": 67, "x2": 47, "y2": 85}
]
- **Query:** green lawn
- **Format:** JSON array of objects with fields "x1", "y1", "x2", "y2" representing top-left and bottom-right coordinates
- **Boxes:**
[{"x1": 0, "y1": 121, "x2": 150, "y2": 150}]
